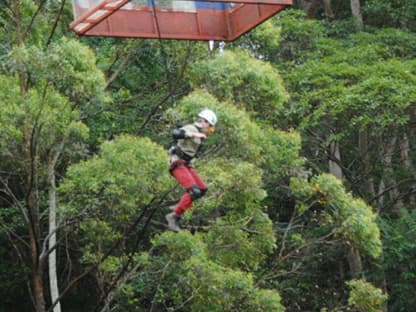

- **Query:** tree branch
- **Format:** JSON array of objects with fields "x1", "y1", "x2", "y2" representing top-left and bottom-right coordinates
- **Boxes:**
[
  {"x1": 0, "y1": 176, "x2": 30, "y2": 224},
  {"x1": 138, "y1": 41, "x2": 194, "y2": 133},
  {"x1": 45, "y1": 0, "x2": 66, "y2": 47},
  {"x1": 48, "y1": 186, "x2": 177, "y2": 312},
  {"x1": 24, "y1": 0, "x2": 48, "y2": 39},
  {"x1": 104, "y1": 41, "x2": 144, "y2": 90}
]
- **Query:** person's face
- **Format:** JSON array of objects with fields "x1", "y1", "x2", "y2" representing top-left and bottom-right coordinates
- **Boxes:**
[{"x1": 198, "y1": 117, "x2": 214, "y2": 135}]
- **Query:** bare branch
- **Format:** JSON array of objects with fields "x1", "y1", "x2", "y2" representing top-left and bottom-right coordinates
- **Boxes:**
[
  {"x1": 45, "y1": 0, "x2": 66, "y2": 47},
  {"x1": 105, "y1": 41, "x2": 145, "y2": 90},
  {"x1": 0, "y1": 176, "x2": 30, "y2": 224},
  {"x1": 138, "y1": 41, "x2": 194, "y2": 133},
  {"x1": 24, "y1": 0, "x2": 48, "y2": 38},
  {"x1": 0, "y1": 218, "x2": 30, "y2": 248}
]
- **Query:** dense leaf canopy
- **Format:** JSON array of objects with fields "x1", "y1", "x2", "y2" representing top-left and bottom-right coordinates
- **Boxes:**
[{"x1": 1, "y1": 1, "x2": 415, "y2": 311}]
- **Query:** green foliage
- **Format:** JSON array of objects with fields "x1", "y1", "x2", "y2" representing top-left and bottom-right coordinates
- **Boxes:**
[
  {"x1": 118, "y1": 231, "x2": 284, "y2": 311},
  {"x1": 0, "y1": 76, "x2": 24, "y2": 149},
  {"x1": 79, "y1": 220, "x2": 122, "y2": 265},
  {"x1": 316, "y1": 174, "x2": 381, "y2": 258},
  {"x1": 347, "y1": 279, "x2": 388, "y2": 312},
  {"x1": 0, "y1": 67, "x2": 90, "y2": 176},
  {"x1": 46, "y1": 38, "x2": 107, "y2": 105},
  {"x1": 58, "y1": 135, "x2": 173, "y2": 297},
  {"x1": 273, "y1": 9, "x2": 328, "y2": 63},
  {"x1": 0, "y1": 241, "x2": 29, "y2": 310},
  {"x1": 2, "y1": 0, "x2": 416, "y2": 310},
  {"x1": 363, "y1": 0, "x2": 416, "y2": 32},
  {"x1": 377, "y1": 210, "x2": 416, "y2": 311},
  {"x1": 347, "y1": 29, "x2": 416, "y2": 60},
  {"x1": 169, "y1": 90, "x2": 302, "y2": 173},
  {"x1": 260, "y1": 126, "x2": 304, "y2": 179},
  {"x1": 88, "y1": 39, "x2": 198, "y2": 142},
  {"x1": 233, "y1": 19, "x2": 282, "y2": 60},
  {"x1": 59, "y1": 134, "x2": 171, "y2": 219},
  {"x1": 1, "y1": 0, "x2": 45, "y2": 47},
  {"x1": 188, "y1": 50, "x2": 289, "y2": 121},
  {"x1": 7, "y1": 38, "x2": 107, "y2": 106},
  {"x1": 1, "y1": 38, "x2": 105, "y2": 167},
  {"x1": 200, "y1": 158, "x2": 267, "y2": 212},
  {"x1": 197, "y1": 158, "x2": 276, "y2": 270},
  {"x1": 348, "y1": 60, "x2": 416, "y2": 129},
  {"x1": 290, "y1": 174, "x2": 382, "y2": 258},
  {"x1": 280, "y1": 28, "x2": 416, "y2": 191}
]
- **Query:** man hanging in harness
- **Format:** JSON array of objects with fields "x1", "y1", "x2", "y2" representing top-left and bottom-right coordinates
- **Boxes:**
[{"x1": 165, "y1": 109, "x2": 217, "y2": 231}]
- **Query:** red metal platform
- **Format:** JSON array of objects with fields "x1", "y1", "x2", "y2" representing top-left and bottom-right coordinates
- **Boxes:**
[{"x1": 70, "y1": 0, "x2": 292, "y2": 41}]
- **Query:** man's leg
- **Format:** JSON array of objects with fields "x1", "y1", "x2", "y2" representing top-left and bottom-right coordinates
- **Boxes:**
[
  {"x1": 166, "y1": 162, "x2": 196, "y2": 231},
  {"x1": 187, "y1": 166, "x2": 207, "y2": 194},
  {"x1": 171, "y1": 164, "x2": 198, "y2": 215}
]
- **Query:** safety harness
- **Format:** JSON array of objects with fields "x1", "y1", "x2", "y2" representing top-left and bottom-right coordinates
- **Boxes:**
[{"x1": 169, "y1": 123, "x2": 203, "y2": 172}]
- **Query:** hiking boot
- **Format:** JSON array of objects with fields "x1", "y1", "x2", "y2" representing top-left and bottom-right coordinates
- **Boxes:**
[{"x1": 165, "y1": 212, "x2": 180, "y2": 232}]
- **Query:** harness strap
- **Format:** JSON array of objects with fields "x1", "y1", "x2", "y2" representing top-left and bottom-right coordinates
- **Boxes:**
[
  {"x1": 169, "y1": 159, "x2": 187, "y2": 174},
  {"x1": 170, "y1": 145, "x2": 193, "y2": 162}
]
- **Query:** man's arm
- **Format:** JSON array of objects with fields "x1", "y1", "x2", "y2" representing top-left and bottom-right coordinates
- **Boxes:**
[{"x1": 172, "y1": 125, "x2": 206, "y2": 140}]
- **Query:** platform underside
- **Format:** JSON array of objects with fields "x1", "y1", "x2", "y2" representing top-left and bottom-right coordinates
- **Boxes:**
[{"x1": 70, "y1": 0, "x2": 292, "y2": 41}]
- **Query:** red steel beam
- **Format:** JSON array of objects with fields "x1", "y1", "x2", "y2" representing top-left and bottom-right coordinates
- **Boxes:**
[
  {"x1": 70, "y1": 0, "x2": 131, "y2": 35},
  {"x1": 83, "y1": 9, "x2": 230, "y2": 40},
  {"x1": 228, "y1": 3, "x2": 286, "y2": 40},
  {"x1": 70, "y1": 0, "x2": 292, "y2": 40}
]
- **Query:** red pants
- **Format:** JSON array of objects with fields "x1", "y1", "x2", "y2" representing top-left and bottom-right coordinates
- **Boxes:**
[{"x1": 170, "y1": 161, "x2": 207, "y2": 215}]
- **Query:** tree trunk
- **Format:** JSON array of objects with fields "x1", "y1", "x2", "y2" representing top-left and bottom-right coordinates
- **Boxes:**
[
  {"x1": 377, "y1": 179, "x2": 386, "y2": 213},
  {"x1": 48, "y1": 156, "x2": 62, "y2": 312},
  {"x1": 27, "y1": 218, "x2": 45, "y2": 312},
  {"x1": 329, "y1": 140, "x2": 343, "y2": 179},
  {"x1": 25, "y1": 124, "x2": 45, "y2": 312},
  {"x1": 376, "y1": 250, "x2": 389, "y2": 312},
  {"x1": 328, "y1": 140, "x2": 364, "y2": 279},
  {"x1": 323, "y1": 0, "x2": 335, "y2": 19},
  {"x1": 347, "y1": 245, "x2": 363, "y2": 278},
  {"x1": 400, "y1": 133, "x2": 416, "y2": 205},
  {"x1": 350, "y1": 0, "x2": 363, "y2": 29},
  {"x1": 307, "y1": 0, "x2": 320, "y2": 18},
  {"x1": 298, "y1": 0, "x2": 320, "y2": 18},
  {"x1": 297, "y1": 0, "x2": 310, "y2": 13},
  {"x1": 359, "y1": 130, "x2": 376, "y2": 199},
  {"x1": 14, "y1": 0, "x2": 46, "y2": 309},
  {"x1": 381, "y1": 134, "x2": 403, "y2": 211}
]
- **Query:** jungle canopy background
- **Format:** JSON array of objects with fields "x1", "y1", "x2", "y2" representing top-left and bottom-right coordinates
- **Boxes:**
[{"x1": 1, "y1": 0, "x2": 416, "y2": 311}]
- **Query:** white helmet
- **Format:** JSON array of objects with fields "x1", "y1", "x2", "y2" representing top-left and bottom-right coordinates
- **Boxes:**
[{"x1": 198, "y1": 109, "x2": 217, "y2": 126}]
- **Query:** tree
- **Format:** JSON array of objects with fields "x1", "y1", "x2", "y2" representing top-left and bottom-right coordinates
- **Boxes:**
[
  {"x1": 279, "y1": 24, "x2": 416, "y2": 210},
  {"x1": 269, "y1": 12, "x2": 416, "y2": 310},
  {"x1": 362, "y1": 0, "x2": 416, "y2": 32},
  {"x1": 1, "y1": 37, "x2": 106, "y2": 311},
  {"x1": 188, "y1": 50, "x2": 289, "y2": 124},
  {"x1": 350, "y1": 0, "x2": 363, "y2": 29},
  {"x1": 270, "y1": 173, "x2": 382, "y2": 310},
  {"x1": 347, "y1": 279, "x2": 388, "y2": 312},
  {"x1": 376, "y1": 210, "x2": 416, "y2": 311},
  {"x1": 57, "y1": 87, "x2": 304, "y2": 310}
]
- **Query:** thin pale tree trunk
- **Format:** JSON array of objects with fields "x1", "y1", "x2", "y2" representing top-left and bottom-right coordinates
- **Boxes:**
[
  {"x1": 359, "y1": 130, "x2": 376, "y2": 199},
  {"x1": 323, "y1": 0, "x2": 335, "y2": 19},
  {"x1": 329, "y1": 140, "x2": 343, "y2": 179},
  {"x1": 350, "y1": 0, "x2": 363, "y2": 29},
  {"x1": 347, "y1": 245, "x2": 363, "y2": 278},
  {"x1": 382, "y1": 134, "x2": 403, "y2": 211},
  {"x1": 48, "y1": 146, "x2": 63, "y2": 312},
  {"x1": 400, "y1": 133, "x2": 416, "y2": 205}
]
